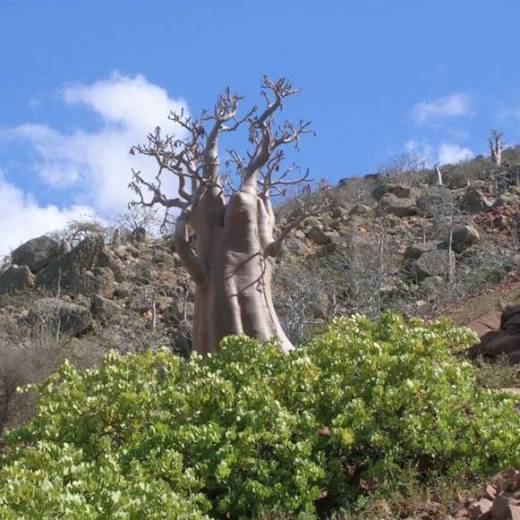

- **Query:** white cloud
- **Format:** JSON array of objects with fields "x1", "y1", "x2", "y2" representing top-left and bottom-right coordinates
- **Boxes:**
[
  {"x1": 437, "y1": 143, "x2": 473, "y2": 164},
  {"x1": 0, "y1": 172, "x2": 93, "y2": 256},
  {"x1": 1, "y1": 73, "x2": 188, "y2": 216},
  {"x1": 404, "y1": 139, "x2": 473, "y2": 166},
  {"x1": 410, "y1": 93, "x2": 472, "y2": 125}
]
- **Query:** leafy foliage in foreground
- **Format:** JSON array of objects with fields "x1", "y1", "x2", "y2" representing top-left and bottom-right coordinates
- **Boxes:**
[{"x1": 0, "y1": 313, "x2": 519, "y2": 519}]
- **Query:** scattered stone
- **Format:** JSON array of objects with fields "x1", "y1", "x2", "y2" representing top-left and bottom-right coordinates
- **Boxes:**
[
  {"x1": 0, "y1": 265, "x2": 34, "y2": 295},
  {"x1": 470, "y1": 179, "x2": 488, "y2": 189},
  {"x1": 113, "y1": 286, "x2": 131, "y2": 299},
  {"x1": 416, "y1": 188, "x2": 454, "y2": 214},
  {"x1": 11, "y1": 235, "x2": 60, "y2": 272},
  {"x1": 484, "y1": 484, "x2": 498, "y2": 501},
  {"x1": 329, "y1": 219, "x2": 345, "y2": 231},
  {"x1": 494, "y1": 192, "x2": 520, "y2": 208}
]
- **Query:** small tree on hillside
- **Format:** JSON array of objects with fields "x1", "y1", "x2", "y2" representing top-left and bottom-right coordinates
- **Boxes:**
[
  {"x1": 489, "y1": 129, "x2": 503, "y2": 166},
  {"x1": 116, "y1": 205, "x2": 161, "y2": 236},
  {"x1": 130, "y1": 77, "x2": 325, "y2": 354},
  {"x1": 434, "y1": 163, "x2": 443, "y2": 186}
]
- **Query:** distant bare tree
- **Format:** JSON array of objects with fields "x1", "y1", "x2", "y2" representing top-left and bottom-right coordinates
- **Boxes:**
[
  {"x1": 379, "y1": 152, "x2": 427, "y2": 187},
  {"x1": 116, "y1": 206, "x2": 161, "y2": 236},
  {"x1": 434, "y1": 163, "x2": 443, "y2": 186},
  {"x1": 489, "y1": 129, "x2": 503, "y2": 166},
  {"x1": 328, "y1": 227, "x2": 395, "y2": 319},
  {"x1": 52, "y1": 218, "x2": 110, "y2": 247},
  {"x1": 275, "y1": 262, "x2": 338, "y2": 344}
]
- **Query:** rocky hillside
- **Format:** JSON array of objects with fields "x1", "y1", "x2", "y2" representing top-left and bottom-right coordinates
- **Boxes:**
[{"x1": 1, "y1": 146, "x2": 520, "y2": 432}]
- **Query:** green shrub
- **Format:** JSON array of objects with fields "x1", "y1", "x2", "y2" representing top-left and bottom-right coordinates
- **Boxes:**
[{"x1": 0, "y1": 313, "x2": 519, "y2": 519}]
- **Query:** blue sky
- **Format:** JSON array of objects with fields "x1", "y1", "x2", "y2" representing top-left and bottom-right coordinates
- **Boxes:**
[{"x1": 1, "y1": 0, "x2": 520, "y2": 253}]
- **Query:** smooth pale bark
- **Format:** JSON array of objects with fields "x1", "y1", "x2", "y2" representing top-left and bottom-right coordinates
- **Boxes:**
[
  {"x1": 175, "y1": 186, "x2": 293, "y2": 355},
  {"x1": 435, "y1": 164, "x2": 443, "y2": 186},
  {"x1": 489, "y1": 130, "x2": 503, "y2": 166}
]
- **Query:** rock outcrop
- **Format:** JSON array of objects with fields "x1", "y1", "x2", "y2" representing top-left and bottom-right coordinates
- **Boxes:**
[
  {"x1": 0, "y1": 265, "x2": 34, "y2": 295},
  {"x1": 448, "y1": 469, "x2": 520, "y2": 519},
  {"x1": 35, "y1": 235, "x2": 122, "y2": 294},
  {"x1": 11, "y1": 236, "x2": 60, "y2": 272},
  {"x1": 470, "y1": 304, "x2": 520, "y2": 363}
]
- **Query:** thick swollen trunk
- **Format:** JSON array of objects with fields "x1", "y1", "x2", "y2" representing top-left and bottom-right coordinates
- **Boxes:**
[{"x1": 182, "y1": 189, "x2": 293, "y2": 355}]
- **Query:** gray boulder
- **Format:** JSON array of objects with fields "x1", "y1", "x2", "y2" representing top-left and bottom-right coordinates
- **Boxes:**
[
  {"x1": 92, "y1": 267, "x2": 115, "y2": 298},
  {"x1": 442, "y1": 225, "x2": 480, "y2": 253},
  {"x1": 0, "y1": 265, "x2": 34, "y2": 295},
  {"x1": 379, "y1": 193, "x2": 417, "y2": 217},
  {"x1": 35, "y1": 236, "x2": 122, "y2": 294},
  {"x1": 460, "y1": 188, "x2": 492, "y2": 213},
  {"x1": 414, "y1": 249, "x2": 455, "y2": 281},
  {"x1": 12, "y1": 236, "x2": 59, "y2": 272},
  {"x1": 372, "y1": 183, "x2": 412, "y2": 201},
  {"x1": 72, "y1": 267, "x2": 115, "y2": 298}
]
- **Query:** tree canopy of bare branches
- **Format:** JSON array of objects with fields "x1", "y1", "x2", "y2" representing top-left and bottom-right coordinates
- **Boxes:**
[{"x1": 130, "y1": 77, "x2": 325, "y2": 354}]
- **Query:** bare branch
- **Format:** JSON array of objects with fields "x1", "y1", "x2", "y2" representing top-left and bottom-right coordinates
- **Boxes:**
[
  {"x1": 242, "y1": 77, "x2": 311, "y2": 188},
  {"x1": 129, "y1": 169, "x2": 188, "y2": 210}
]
